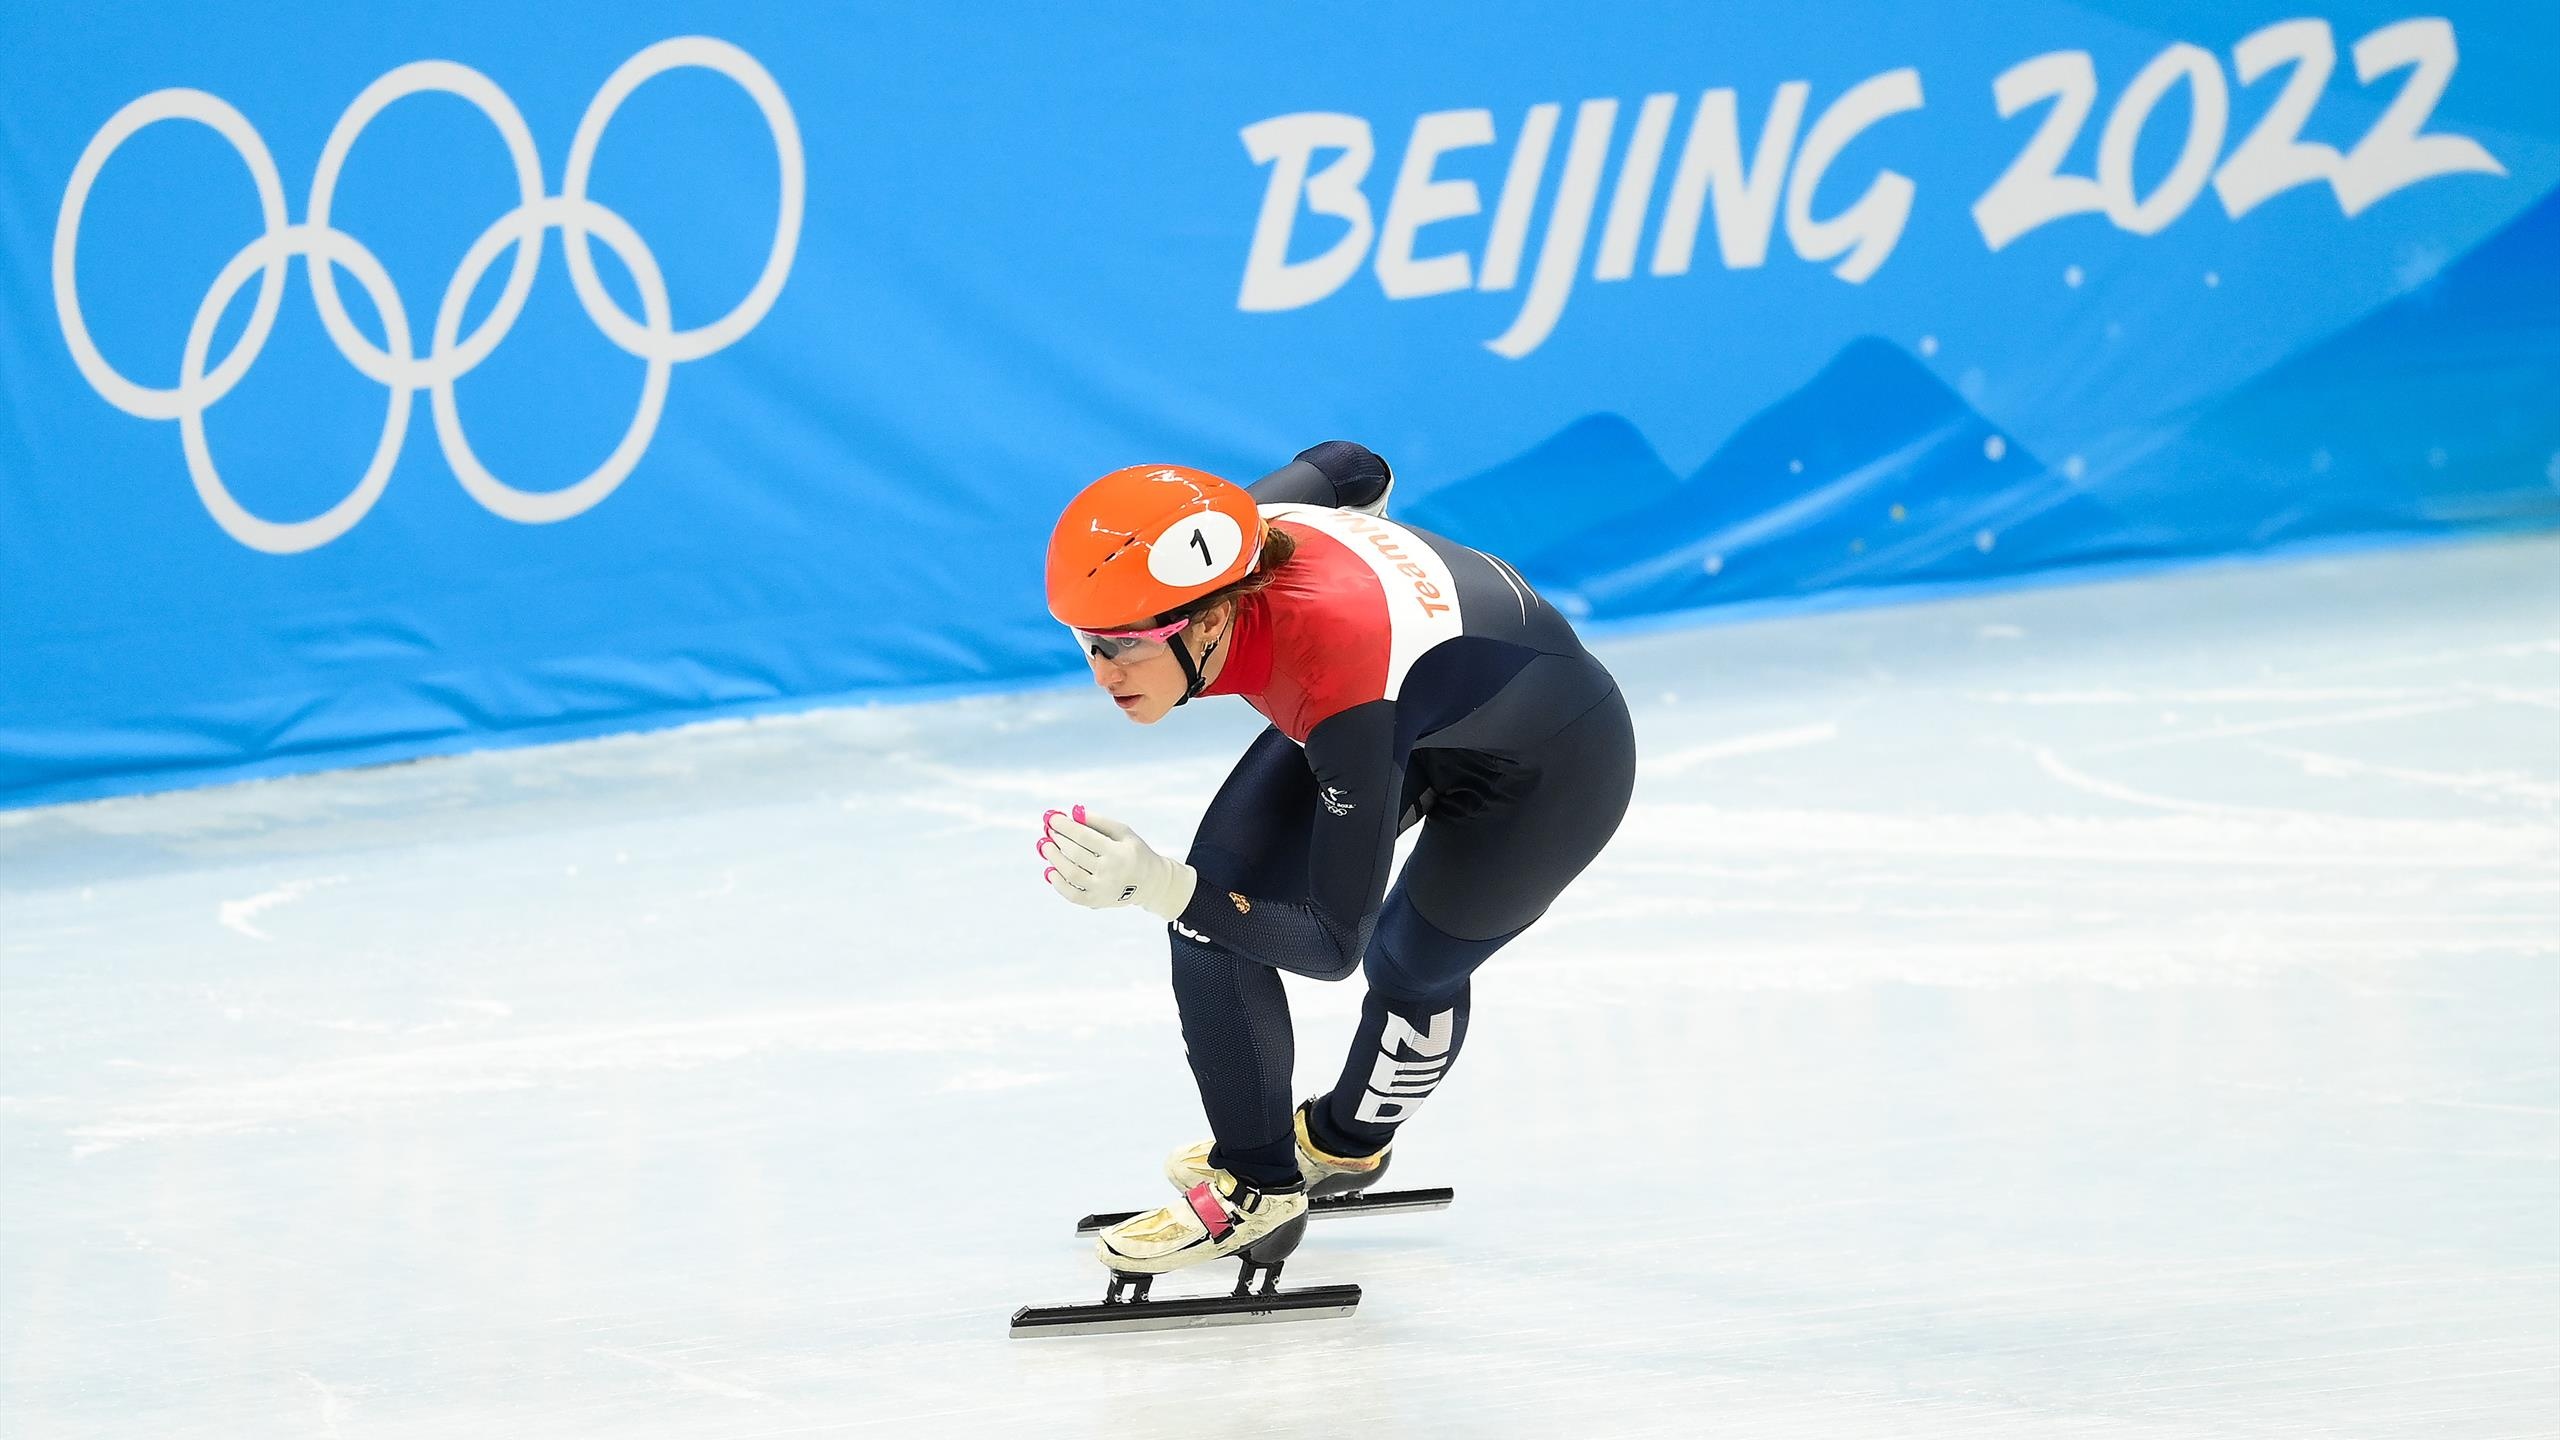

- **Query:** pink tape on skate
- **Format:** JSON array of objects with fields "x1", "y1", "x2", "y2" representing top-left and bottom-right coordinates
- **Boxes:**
[{"x1": 1184, "y1": 1181, "x2": 1233, "y2": 1240}]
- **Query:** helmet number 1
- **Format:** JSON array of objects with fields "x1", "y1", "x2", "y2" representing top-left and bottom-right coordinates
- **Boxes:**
[{"x1": 1146, "y1": 508, "x2": 1247, "y2": 586}]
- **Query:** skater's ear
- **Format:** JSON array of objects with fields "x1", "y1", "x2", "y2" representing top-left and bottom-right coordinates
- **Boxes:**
[{"x1": 1173, "y1": 596, "x2": 1235, "y2": 648}]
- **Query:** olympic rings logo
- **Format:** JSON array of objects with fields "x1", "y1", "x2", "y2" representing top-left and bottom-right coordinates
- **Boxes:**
[{"x1": 52, "y1": 36, "x2": 804, "y2": 555}]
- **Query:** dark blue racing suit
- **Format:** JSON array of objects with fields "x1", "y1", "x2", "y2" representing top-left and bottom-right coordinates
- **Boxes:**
[{"x1": 1166, "y1": 443, "x2": 1637, "y2": 1184}]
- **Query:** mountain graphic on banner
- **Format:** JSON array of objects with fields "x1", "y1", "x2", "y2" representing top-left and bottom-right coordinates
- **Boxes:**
[
  {"x1": 2156, "y1": 180, "x2": 2560, "y2": 547},
  {"x1": 1389, "y1": 414, "x2": 1686, "y2": 572},
  {"x1": 1402, "y1": 337, "x2": 2120, "y2": 620}
]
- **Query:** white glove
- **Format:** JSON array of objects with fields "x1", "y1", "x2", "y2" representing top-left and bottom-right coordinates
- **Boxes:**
[{"x1": 1038, "y1": 807, "x2": 1198, "y2": 920}]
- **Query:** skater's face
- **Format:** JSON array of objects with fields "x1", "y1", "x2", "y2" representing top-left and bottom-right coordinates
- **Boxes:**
[{"x1": 1084, "y1": 605, "x2": 1231, "y2": 725}]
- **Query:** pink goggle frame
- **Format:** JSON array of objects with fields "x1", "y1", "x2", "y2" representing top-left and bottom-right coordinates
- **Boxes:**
[{"x1": 1071, "y1": 616, "x2": 1190, "y2": 662}]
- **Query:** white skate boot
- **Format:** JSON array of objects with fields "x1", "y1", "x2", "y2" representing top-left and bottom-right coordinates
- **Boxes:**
[{"x1": 1093, "y1": 1171, "x2": 1309, "y2": 1275}]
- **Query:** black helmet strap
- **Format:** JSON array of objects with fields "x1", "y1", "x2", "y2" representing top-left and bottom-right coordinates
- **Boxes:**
[{"x1": 1171, "y1": 618, "x2": 1223, "y2": 707}]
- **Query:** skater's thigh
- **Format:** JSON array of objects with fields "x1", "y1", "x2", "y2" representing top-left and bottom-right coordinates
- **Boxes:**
[
  {"x1": 1401, "y1": 687, "x2": 1637, "y2": 942},
  {"x1": 1189, "y1": 725, "x2": 1318, "y2": 894}
]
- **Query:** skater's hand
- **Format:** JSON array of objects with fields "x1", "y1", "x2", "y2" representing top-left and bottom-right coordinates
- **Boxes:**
[{"x1": 1038, "y1": 807, "x2": 1198, "y2": 920}]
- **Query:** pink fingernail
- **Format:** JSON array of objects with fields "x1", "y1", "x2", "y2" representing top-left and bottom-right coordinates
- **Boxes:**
[{"x1": 1073, "y1": 804, "x2": 1087, "y2": 825}]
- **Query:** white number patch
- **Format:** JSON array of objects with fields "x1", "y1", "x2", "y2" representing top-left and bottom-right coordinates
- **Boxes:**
[{"x1": 1146, "y1": 509, "x2": 1247, "y2": 586}]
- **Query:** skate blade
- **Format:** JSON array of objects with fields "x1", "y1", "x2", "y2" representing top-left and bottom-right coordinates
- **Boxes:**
[
  {"x1": 1010, "y1": 1283, "x2": 1361, "y2": 1337},
  {"x1": 1073, "y1": 1186, "x2": 1452, "y2": 1236}
]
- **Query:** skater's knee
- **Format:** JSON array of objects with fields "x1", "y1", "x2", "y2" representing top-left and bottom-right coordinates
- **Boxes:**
[
  {"x1": 1288, "y1": 916, "x2": 1371, "y2": 984},
  {"x1": 1361, "y1": 898, "x2": 1518, "y2": 1001},
  {"x1": 1305, "y1": 947, "x2": 1364, "y2": 984}
]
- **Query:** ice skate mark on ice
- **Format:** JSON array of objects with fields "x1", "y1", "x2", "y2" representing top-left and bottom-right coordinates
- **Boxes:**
[
  {"x1": 1644, "y1": 722, "x2": 1839, "y2": 778},
  {"x1": 2032, "y1": 747, "x2": 2317, "y2": 819},
  {"x1": 1560, "y1": 890, "x2": 2091, "y2": 926},
  {"x1": 2324, "y1": 636, "x2": 2560, "y2": 676},
  {"x1": 2206, "y1": 1077, "x2": 2560, "y2": 1118},
  {"x1": 890, "y1": 754, "x2": 1224, "y2": 801},
  {"x1": 940, "y1": 1067, "x2": 1058, "y2": 1092},
  {"x1": 1969, "y1": 688, "x2": 2138, "y2": 704},
  {"x1": 1502, "y1": 938, "x2": 2272, "y2": 994},
  {"x1": 588, "y1": 1346, "x2": 785, "y2": 1407},
  {"x1": 2251, "y1": 744, "x2": 2560, "y2": 810},
  {"x1": 66, "y1": 986, "x2": 1165, "y2": 1155},
  {"x1": 876, "y1": 791, "x2": 1023, "y2": 837},
  {"x1": 385, "y1": 996, "x2": 521, "y2": 1038},
  {"x1": 2079, "y1": 699, "x2": 2475, "y2": 757},
  {"x1": 1967, "y1": 685, "x2": 2441, "y2": 705},
  {"x1": 296, "y1": 1373, "x2": 349, "y2": 1440},
  {"x1": 2460, "y1": 683, "x2": 2560, "y2": 715},
  {"x1": 217, "y1": 876, "x2": 346, "y2": 941},
  {"x1": 2413, "y1": 1096, "x2": 2560, "y2": 1117},
  {"x1": 1622, "y1": 795, "x2": 2556, "y2": 870}
]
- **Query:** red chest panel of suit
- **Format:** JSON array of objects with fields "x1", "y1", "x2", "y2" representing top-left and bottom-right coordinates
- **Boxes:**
[{"x1": 1202, "y1": 523, "x2": 1390, "y2": 744}]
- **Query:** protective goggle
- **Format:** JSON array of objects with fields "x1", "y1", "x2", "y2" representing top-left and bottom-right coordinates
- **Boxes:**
[{"x1": 1071, "y1": 617, "x2": 1191, "y2": 663}]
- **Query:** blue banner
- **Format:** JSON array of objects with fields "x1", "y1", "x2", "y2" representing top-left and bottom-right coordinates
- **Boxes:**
[{"x1": 4, "y1": 2, "x2": 2556, "y2": 807}]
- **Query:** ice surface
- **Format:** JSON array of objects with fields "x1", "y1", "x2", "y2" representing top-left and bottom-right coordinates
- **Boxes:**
[{"x1": 4, "y1": 538, "x2": 2557, "y2": 1438}]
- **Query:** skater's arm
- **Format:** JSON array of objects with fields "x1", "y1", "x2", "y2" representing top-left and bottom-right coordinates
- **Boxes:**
[
  {"x1": 1247, "y1": 441, "x2": 1394, "y2": 514},
  {"x1": 1172, "y1": 702, "x2": 1402, "y2": 980}
]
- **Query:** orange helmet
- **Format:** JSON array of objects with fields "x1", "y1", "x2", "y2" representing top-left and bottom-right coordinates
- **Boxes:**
[{"x1": 1045, "y1": 464, "x2": 1265, "y2": 629}]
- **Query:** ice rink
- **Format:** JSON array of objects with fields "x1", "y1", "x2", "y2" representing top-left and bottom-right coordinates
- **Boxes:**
[{"x1": 5, "y1": 536, "x2": 2557, "y2": 1439}]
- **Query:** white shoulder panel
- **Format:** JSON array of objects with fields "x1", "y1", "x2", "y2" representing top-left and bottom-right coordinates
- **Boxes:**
[{"x1": 1262, "y1": 503, "x2": 1466, "y2": 698}]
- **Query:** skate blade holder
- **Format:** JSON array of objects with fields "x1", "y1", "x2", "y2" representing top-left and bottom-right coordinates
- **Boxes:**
[
  {"x1": 1010, "y1": 1256, "x2": 1362, "y2": 1338},
  {"x1": 1013, "y1": 1215, "x2": 1358, "y2": 1338},
  {"x1": 1072, "y1": 1186, "x2": 1453, "y2": 1236}
]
